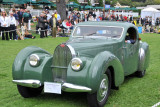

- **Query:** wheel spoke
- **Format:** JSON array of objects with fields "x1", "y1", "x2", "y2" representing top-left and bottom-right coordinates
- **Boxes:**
[{"x1": 97, "y1": 74, "x2": 109, "y2": 102}]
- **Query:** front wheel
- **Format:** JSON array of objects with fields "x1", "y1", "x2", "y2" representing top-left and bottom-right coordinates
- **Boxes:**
[
  {"x1": 87, "y1": 69, "x2": 111, "y2": 107},
  {"x1": 17, "y1": 85, "x2": 43, "y2": 98}
]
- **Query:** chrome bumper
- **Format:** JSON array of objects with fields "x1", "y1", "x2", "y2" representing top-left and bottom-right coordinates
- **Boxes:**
[
  {"x1": 62, "y1": 83, "x2": 91, "y2": 92},
  {"x1": 12, "y1": 80, "x2": 41, "y2": 88},
  {"x1": 12, "y1": 80, "x2": 92, "y2": 92}
]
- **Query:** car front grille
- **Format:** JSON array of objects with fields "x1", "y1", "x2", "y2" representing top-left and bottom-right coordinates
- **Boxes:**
[{"x1": 52, "y1": 44, "x2": 73, "y2": 83}]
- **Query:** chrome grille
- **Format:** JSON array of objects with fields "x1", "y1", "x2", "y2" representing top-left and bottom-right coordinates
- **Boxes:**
[{"x1": 52, "y1": 44, "x2": 72, "y2": 82}]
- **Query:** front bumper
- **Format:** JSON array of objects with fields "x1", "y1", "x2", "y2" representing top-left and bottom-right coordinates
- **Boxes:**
[{"x1": 12, "y1": 80, "x2": 92, "y2": 92}]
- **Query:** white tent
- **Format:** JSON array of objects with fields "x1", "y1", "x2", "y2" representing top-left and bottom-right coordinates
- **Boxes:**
[{"x1": 141, "y1": 7, "x2": 160, "y2": 25}]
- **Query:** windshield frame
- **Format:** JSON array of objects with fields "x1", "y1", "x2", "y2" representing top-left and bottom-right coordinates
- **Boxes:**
[{"x1": 71, "y1": 25, "x2": 124, "y2": 40}]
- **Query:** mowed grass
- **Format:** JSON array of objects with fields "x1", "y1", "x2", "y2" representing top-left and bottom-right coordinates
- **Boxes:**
[{"x1": 0, "y1": 33, "x2": 160, "y2": 107}]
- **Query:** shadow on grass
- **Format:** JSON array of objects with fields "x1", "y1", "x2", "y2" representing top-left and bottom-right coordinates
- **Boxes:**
[
  {"x1": 29, "y1": 73, "x2": 140, "y2": 107},
  {"x1": 35, "y1": 92, "x2": 88, "y2": 106}
]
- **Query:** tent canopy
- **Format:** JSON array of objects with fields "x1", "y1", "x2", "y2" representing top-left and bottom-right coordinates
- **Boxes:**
[
  {"x1": 13, "y1": 0, "x2": 27, "y2": 4},
  {"x1": 48, "y1": 3, "x2": 56, "y2": 7},
  {"x1": 85, "y1": 5, "x2": 93, "y2": 9},
  {"x1": 37, "y1": 0, "x2": 52, "y2": 4},
  {"x1": 67, "y1": 2, "x2": 80, "y2": 7},
  {"x1": 141, "y1": 7, "x2": 160, "y2": 25},
  {"x1": 141, "y1": 7, "x2": 159, "y2": 12},
  {"x1": 141, "y1": 7, "x2": 160, "y2": 18},
  {"x1": 131, "y1": 7, "x2": 137, "y2": 10},
  {"x1": 94, "y1": 7, "x2": 103, "y2": 9}
]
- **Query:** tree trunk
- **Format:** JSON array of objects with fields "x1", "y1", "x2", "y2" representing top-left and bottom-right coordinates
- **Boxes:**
[{"x1": 56, "y1": 0, "x2": 67, "y2": 21}]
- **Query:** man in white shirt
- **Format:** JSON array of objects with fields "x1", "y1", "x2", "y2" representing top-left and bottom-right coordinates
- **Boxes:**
[
  {"x1": 9, "y1": 12, "x2": 16, "y2": 40},
  {"x1": 46, "y1": 11, "x2": 52, "y2": 21}
]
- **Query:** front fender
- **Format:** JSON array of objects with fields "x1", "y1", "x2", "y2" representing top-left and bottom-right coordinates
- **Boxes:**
[
  {"x1": 12, "y1": 46, "x2": 53, "y2": 84},
  {"x1": 87, "y1": 51, "x2": 124, "y2": 93}
]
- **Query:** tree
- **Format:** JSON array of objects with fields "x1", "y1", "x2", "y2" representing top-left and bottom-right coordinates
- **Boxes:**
[
  {"x1": 145, "y1": 0, "x2": 154, "y2": 5},
  {"x1": 69, "y1": 0, "x2": 79, "y2": 4},
  {"x1": 56, "y1": 0, "x2": 67, "y2": 21},
  {"x1": 105, "y1": 0, "x2": 118, "y2": 6},
  {"x1": 88, "y1": 0, "x2": 91, "y2": 5},
  {"x1": 99, "y1": 0, "x2": 103, "y2": 7},
  {"x1": 118, "y1": 0, "x2": 132, "y2": 6},
  {"x1": 153, "y1": 0, "x2": 160, "y2": 4},
  {"x1": 131, "y1": 0, "x2": 146, "y2": 2}
]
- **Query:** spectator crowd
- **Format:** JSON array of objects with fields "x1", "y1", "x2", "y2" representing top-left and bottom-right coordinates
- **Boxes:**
[{"x1": 0, "y1": 8, "x2": 160, "y2": 41}]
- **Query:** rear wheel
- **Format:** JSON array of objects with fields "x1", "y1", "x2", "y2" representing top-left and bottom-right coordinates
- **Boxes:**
[
  {"x1": 87, "y1": 69, "x2": 111, "y2": 107},
  {"x1": 136, "y1": 70, "x2": 146, "y2": 78},
  {"x1": 17, "y1": 85, "x2": 43, "y2": 98}
]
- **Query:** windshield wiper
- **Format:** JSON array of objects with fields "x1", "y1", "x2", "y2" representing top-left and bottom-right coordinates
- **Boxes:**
[
  {"x1": 107, "y1": 35, "x2": 120, "y2": 38},
  {"x1": 85, "y1": 32, "x2": 97, "y2": 36}
]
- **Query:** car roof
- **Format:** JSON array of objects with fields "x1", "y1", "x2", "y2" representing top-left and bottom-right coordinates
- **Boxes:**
[{"x1": 76, "y1": 21, "x2": 136, "y2": 29}]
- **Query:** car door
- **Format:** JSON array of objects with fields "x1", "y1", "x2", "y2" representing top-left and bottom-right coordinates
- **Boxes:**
[{"x1": 123, "y1": 27, "x2": 139, "y2": 76}]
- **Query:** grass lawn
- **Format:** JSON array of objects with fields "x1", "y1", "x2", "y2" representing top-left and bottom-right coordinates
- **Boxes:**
[{"x1": 0, "y1": 33, "x2": 160, "y2": 107}]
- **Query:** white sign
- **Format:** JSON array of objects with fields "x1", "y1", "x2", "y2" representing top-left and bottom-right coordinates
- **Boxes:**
[
  {"x1": 70, "y1": 2, "x2": 73, "y2": 4},
  {"x1": 44, "y1": 82, "x2": 61, "y2": 94},
  {"x1": 105, "y1": 5, "x2": 110, "y2": 9}
]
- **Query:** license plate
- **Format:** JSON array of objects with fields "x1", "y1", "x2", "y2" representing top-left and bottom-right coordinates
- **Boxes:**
[{"x1": 44, "y1": 82, "x2": 61, "y2": 94}]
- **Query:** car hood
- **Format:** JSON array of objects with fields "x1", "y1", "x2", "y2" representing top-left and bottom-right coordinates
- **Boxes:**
[{"x1": 67, "y1": 38, "x2": 119, "y2": 58}]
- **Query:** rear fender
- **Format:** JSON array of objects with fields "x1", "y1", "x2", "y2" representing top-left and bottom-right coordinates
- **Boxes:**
[{"x1": 138, "y1": 42, "x2": 150, "y2": 71}]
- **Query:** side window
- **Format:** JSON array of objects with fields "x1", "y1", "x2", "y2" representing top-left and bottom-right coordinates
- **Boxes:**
[{"x1": 125, "y1": 27, "x2": 137, "y2": 44}]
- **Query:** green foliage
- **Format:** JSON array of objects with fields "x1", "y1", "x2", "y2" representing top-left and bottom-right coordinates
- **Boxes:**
[
  {"x1": 68, "y1": 0, "x2": 160, "y2": 7},
  {"x1": 103, "y1": 0, "x2": 160, "y2": 7},
  {"x1": 69, "y1": 0, "x2": 79, "y2": 4},
  {"x1": 145, "y1": 0, "x2": 154, "y2": 5},
  {"x1": 105, "y1": 0, "x2": 117, "y2": 6},
  {"x1": 99, "y1": 0, "x2": 103, "y2": 7},
  {"x1": 118, "y1": 0, "x2": 132, "y2": 6},
  {"x1": 88, "y1": 0, "x2": 91, "y2": 6},
  {"x1": 153, "y1": 0, "x2": 160, "y2": 4},
  {"x1": 132, "y1": 0, "x2": 146, "y2": 2}
]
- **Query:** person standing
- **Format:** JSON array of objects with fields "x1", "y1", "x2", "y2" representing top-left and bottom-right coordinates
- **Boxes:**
[
  {"x1": 22, "y1": 9, "x2": 30, "y2": 29},
  {"x1": 9, "y1": 12, "x2": 16, "y2": 40},
  {"x1": 88, "y1": 14, "x2": 94, "y2": 21},
  {"x1": 49, "y1": 13, "x2": 57, "y2": 38},
  {"x1": 0, "y1": 11, "x2": 9, "y2": 40},
  {"x1": 17, "y1": 9, "x2": 23, "y2": 27},
  {"x1": 130, "y1": 15, "x2": 133, "y2": 23},
  {"x1": 43, "y1": 14, "x2": 48, "y2": 37},
  {"x1": 13, "y1": 10, "x2": 19, "y2": 24},
  {"x1": 83, "y1": 14, "x2": 88, "y2": 22},
  {"x1": 0, "y1": 9, "x2": 1, "y2": 36},
  {"x1": 38, "y1": 13, "x2": 47, "y2": 38},
  {"x1": 27, "y1": 10, "x2": 32, "y2": 30}
]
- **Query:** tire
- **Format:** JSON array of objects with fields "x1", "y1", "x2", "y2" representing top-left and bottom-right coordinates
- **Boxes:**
[
  {"x1": 17, "y1": 85, "x2": 43, "y2": 98},
  {"x1": 87, "y1": 69, "x2": 111, "y2": 107},
  {"x1": 136, "y1": 70, "x2": 146, "y2": 78}
]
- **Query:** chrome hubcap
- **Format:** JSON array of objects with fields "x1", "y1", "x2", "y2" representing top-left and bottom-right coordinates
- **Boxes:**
[{"x1": 97, "y1": 75, "x2": 108, "y2": 102}]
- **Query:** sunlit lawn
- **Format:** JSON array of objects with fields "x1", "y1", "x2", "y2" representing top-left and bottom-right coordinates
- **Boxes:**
[{"x1": 0, "y1": 33, "x2": 160, "y2": 107}]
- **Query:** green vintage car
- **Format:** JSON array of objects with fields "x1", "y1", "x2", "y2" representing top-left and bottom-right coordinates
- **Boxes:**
[{"x1": 12, "y1": 21, "x2": 150, "y2": 107}]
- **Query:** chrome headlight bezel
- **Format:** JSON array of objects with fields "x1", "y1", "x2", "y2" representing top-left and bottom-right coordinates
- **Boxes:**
[
  {"x1": 71, "y1": 58, "x2": 83, "y2": 71},
  {"x1": 29, "y1": 54, "x2": 40, "y2": 67}
]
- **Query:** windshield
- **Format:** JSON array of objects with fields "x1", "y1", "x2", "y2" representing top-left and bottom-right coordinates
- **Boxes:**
[{"x1": 72, "y1": 26, "x2": 123, "y2": 38}]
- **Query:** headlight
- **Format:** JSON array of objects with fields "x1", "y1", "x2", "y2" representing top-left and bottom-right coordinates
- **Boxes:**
[
  {"x1": 29, "y1": 54, "x2": 40, "y2": 66},
  {"x1": 71, "y1": 58, "x2": 83, "y2": 71}
]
